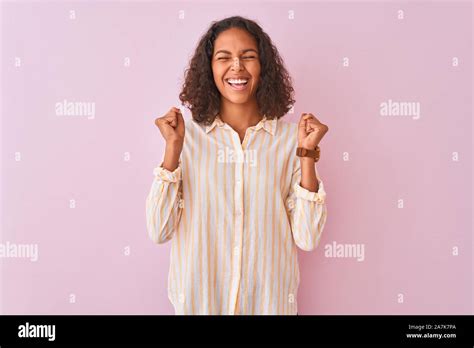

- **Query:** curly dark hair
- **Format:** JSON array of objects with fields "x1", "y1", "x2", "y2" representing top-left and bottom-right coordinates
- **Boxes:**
[{"x1": 179, "y1": 15, "x2": 295, "y2": 125}]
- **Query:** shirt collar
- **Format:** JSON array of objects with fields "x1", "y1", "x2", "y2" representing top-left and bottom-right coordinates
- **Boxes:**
[{"x1": 205, "y1": 114, "x2": 277, "y2": 135}]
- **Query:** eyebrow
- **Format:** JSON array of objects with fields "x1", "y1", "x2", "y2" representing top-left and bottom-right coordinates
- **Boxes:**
[{"x1": 214, "y1": 48, "x2": 258, "y2": 56}]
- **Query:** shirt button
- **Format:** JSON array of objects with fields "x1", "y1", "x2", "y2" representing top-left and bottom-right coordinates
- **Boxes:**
[
  {"x1": 236, "y1": 210, "x2": 242, "y2": 215},
  {"x1": 233, "y1": 247, "x2": 240, "y2": 255},
  {"x1": 287, "y1": 199, "x2": 295, "y2": 210},
  {"x1": 229, "y1": 309, "x2": 234, "y2": 315}
]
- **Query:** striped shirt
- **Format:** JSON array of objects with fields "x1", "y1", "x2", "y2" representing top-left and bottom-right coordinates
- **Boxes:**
[{"x1": 146, "y1": 114, "x2": 328, "y2": 315}]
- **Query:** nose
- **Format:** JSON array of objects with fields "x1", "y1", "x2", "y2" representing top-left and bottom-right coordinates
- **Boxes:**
[{"x1": 231, "y1": 57, "x2": 241, "y2": 70}]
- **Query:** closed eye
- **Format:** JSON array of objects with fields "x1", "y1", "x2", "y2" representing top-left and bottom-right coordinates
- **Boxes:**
[{"x1": 217, "y1": 56, "x2": 256, "y2": 60}]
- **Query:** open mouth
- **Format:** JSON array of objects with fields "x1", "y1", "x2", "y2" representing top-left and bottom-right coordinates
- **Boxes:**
[{"x1": 225, "y1": 78, "x2": 249, "y2": 91}]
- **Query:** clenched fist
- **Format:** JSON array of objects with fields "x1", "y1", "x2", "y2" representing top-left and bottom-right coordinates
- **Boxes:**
[
  {"x1": 155, "y1": 107, "x2": 185, "y2": 148},
  {"x1": 155, "y1": 107, "x2": 185, "y2": 171},
  {"x1": 298, "y1": 112, "x2": 329, "y2": 150}
]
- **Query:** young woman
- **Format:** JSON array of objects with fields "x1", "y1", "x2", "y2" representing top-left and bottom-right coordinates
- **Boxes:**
[{"x1": 146, "y1": 16, "x2": 329, "y2": 315}]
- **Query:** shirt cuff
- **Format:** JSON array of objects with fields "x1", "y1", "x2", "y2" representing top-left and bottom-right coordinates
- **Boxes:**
[
  {"x1": 293, "y1": 180, "x2": 326, "y2": 203},
  {"x1": 153, "y1": 161, "x2": 182, "y2": 182}
]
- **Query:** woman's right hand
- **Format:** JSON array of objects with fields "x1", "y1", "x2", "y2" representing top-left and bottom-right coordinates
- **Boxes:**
[
  {"x1": 155, "y1": 107, "x2": 185, "y2": 145},
  {"x1": 155, "y1": 107, "x2": 185, "y2": 171}
]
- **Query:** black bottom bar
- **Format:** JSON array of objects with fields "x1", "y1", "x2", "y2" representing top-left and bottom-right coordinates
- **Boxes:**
[{"x1": 0, "y1": 315, "x2": 472, "y2": 346}]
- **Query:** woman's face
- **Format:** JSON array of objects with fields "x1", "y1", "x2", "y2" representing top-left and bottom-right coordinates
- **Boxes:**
[{"x1": 211, "y1": 27, "x2": 261, "y2": 106}]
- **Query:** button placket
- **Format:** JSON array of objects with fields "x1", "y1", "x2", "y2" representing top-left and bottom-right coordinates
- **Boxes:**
[{"x1": 228, "y1": 130, "x2": 245, "y2": 315}]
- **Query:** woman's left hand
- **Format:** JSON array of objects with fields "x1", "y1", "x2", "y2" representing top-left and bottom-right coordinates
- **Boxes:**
[{"x1": 298, "y1": 112, "x2": 329, "y2": 149}]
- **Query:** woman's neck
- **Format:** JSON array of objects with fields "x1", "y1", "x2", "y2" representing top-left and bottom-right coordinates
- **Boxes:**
[{"x1": 218, "y1": 100, "x2": 263, "y2": 134}]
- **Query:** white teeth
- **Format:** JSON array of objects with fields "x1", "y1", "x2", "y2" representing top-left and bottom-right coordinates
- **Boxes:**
[{"x1": 227, "y1": 78, "x2": 248, "y2": 84}]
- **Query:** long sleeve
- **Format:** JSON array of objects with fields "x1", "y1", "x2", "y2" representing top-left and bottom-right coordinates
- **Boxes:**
[
  {"x1": 145, "y1": 160, "x2": 183, "y2": 244},
  {"x1": 285, "y1": 156, "x2": 328, "y2": 251}
]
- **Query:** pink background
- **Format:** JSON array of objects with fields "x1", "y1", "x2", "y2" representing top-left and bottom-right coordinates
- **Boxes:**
[{"x1": 0, "y1": 1, "x2": 472, "y2": 314}]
